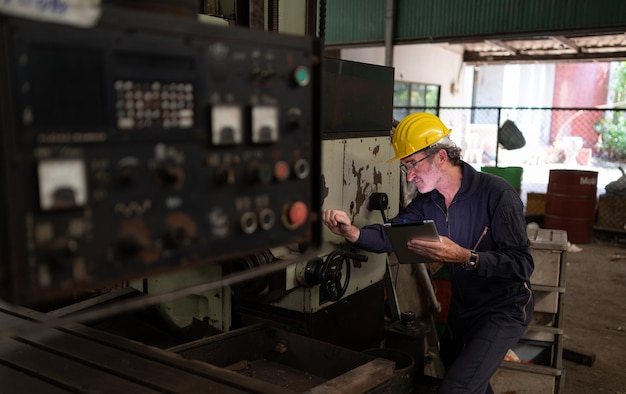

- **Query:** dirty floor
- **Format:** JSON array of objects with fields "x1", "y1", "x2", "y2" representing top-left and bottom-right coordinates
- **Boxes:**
[{"x1": 562, "y1": 236, "x2": 626, "y2": 394}]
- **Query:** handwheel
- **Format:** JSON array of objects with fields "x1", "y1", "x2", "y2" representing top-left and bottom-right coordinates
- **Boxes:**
[
  {"x1": 298, "y1": 250, "x2": 367, "y2": 302},
  {"x1": 319, "y1": 249, "x2": 352, "y2": 301}
]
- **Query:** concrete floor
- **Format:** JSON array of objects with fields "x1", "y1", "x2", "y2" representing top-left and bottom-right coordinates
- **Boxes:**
[{"x1": 561, "y1": 234, "x2": 626, "y2": 394}]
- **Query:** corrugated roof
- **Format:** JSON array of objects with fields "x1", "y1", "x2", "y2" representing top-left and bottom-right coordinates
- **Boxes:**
[{"x1": 323, "y1": 0, "x2": 626, "y2": 64}]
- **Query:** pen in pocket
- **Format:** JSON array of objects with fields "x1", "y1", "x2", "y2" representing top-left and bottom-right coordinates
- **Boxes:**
[{"x1": 473, "y1": 226, "x2": 489, "y2": 250}]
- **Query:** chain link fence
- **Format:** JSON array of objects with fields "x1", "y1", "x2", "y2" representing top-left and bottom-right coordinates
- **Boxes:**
[{"x1": 394, "y1": 107, "x2": 626, "y2": 211}]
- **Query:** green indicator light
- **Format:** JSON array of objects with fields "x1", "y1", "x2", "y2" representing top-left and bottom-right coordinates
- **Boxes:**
[
  {"x1": 294, "y1": 66, "x2": 310, "y2": 87},
  {"x1": 259, "y1": 164, "x2": 273, "y2": 183}
]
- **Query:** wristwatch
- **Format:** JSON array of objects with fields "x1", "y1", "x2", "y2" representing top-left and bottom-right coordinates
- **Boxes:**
[{"x1": 462, "y1": 250, "x2": 479, "y2": 270}]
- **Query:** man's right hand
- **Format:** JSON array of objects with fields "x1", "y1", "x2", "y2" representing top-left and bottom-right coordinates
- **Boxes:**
[{"x1": 321, "y1": 209, "x2": 360, "y2": 243}]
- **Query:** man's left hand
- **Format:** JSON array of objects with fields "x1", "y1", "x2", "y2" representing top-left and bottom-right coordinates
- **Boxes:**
[{"x1": 406, "y1": 235, "x2": 471, "y2": 263}]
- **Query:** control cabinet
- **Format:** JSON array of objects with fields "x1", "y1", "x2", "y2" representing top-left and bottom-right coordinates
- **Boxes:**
[{"x1": 0, "y1": 7, "x2": 322, "y2": 306}]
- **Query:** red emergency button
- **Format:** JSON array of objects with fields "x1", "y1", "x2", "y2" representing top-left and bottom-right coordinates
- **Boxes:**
[{"x1": 283, "y1": 201, "x2": 308, "y2": 229}]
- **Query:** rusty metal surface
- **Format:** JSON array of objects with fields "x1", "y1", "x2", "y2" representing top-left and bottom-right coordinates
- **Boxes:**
[
  {"x1": 0, "y1": 302, "x2": 296, "y2": 394},
  {"x1": 171, "y1": 323, "x2": 395, "y2": 393},
  {"x1": 230, "y1": 358, "x2": 328, "y2": 392}
]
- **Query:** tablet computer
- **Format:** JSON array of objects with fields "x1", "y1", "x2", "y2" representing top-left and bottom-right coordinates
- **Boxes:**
[{"x1": 383, "y1": 220, "x2": 440, "y2": 263}]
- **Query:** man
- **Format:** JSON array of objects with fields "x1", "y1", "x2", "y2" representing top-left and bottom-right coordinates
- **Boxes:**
[{"x1": 322, "y1": 112, "x2": 534, "y2": 394}]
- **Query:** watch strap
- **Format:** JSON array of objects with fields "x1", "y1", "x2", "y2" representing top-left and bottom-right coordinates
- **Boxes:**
[{"x1": 462, "y1": 250, "x2": 479, "y2": 270}]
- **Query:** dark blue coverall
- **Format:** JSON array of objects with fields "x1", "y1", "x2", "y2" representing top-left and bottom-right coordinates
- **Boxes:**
[{"x1": 353, "y1": 161, "x2": 534, "y2": 394}]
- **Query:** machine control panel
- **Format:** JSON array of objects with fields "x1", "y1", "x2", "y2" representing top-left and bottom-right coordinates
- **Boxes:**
[{"x1": 0, "y1": 7, "x2": 322, "y2": 306}]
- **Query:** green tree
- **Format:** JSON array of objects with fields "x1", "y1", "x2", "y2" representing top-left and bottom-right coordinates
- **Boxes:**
[{"x1": 594, "y1": 62, "x2": 626, "y2": 162}]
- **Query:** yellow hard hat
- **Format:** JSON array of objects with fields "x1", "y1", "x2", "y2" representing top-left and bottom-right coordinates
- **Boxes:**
[{"x1": 388, "y1": 112, "x2": 452, "y2": 162}]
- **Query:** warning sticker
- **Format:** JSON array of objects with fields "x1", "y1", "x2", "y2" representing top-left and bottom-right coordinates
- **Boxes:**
[{"x1": 0, "y1": 0, "x2": 101, "y2": 28}]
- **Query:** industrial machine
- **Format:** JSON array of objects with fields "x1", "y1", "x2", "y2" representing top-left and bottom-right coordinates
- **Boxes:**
[
  {"x1": 0, "y1": 3, "x2": 413, "y2": 392},
  {"x1": 132, "y1": 59, "x2": 399, "y2": 351},
  {"x1": 215, "y1": 58, "x2": 399, "y2": 351}
]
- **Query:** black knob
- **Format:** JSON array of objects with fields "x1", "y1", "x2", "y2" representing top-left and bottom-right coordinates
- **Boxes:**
[
  {"x1": 369, "y1": 192, "x2": 389, "y2": 210},
  {"x1": 400, "y1": 311, "x2": 416, "y2": 325},
  {"x1": 304, "y1": 257, "x2": 324, "y2": 285},
  {"x1": 157, "y1": 159, "x2": 183, "y2": 185},
  {"x1": 286, "y1": 108, "x2": 302, "y2": 128},
  {"x1": 165, "y1": 225, "x2": 191, "y2": 248},
  {"x1": 214, "y1": 165, "x2": 235, "y2": 185},
  {"x1": 369, "y1": 192, "x2": 389, "y2": 222},
  {"x1": 116, "y1": 232, "x2": 148, "y2": 258},
  {"x1": 246, "y1": 161, "x2": 272, "y2": 184},
  {"x1": 118, "y1": 165, "x2": 136, "y2": 184},
  {"x1": 117, "y1": 157, "x2": 140, "y2": 185}
]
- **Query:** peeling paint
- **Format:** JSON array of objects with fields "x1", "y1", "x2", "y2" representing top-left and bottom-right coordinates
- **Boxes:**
[
  {"x1": 373, "y1": 166, "x2": 382, "y2": 186},
  {"x1": 320, "y1": 173, "x2": 329, "y2": 205},
  {"x1": 350, "y1": 160, "x2": 369, "y2": 220}
]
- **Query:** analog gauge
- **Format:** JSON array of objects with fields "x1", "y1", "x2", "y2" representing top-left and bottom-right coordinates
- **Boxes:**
[{"x1": 37, "y1": 159, "x2": 87, "y2": 211}]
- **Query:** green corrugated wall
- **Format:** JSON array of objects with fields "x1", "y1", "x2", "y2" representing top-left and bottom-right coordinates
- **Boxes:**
[
  {"x1": 324, "y1": 0, "x2": 626, "y2": 46},
  {"x1": 323, "y1": 0, "x2": 387, "y2": 44}
]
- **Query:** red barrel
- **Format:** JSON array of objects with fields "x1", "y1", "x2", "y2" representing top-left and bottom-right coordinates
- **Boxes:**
[{"x1": 544, "y1": 170, "x2": 597, "y2": 243}]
